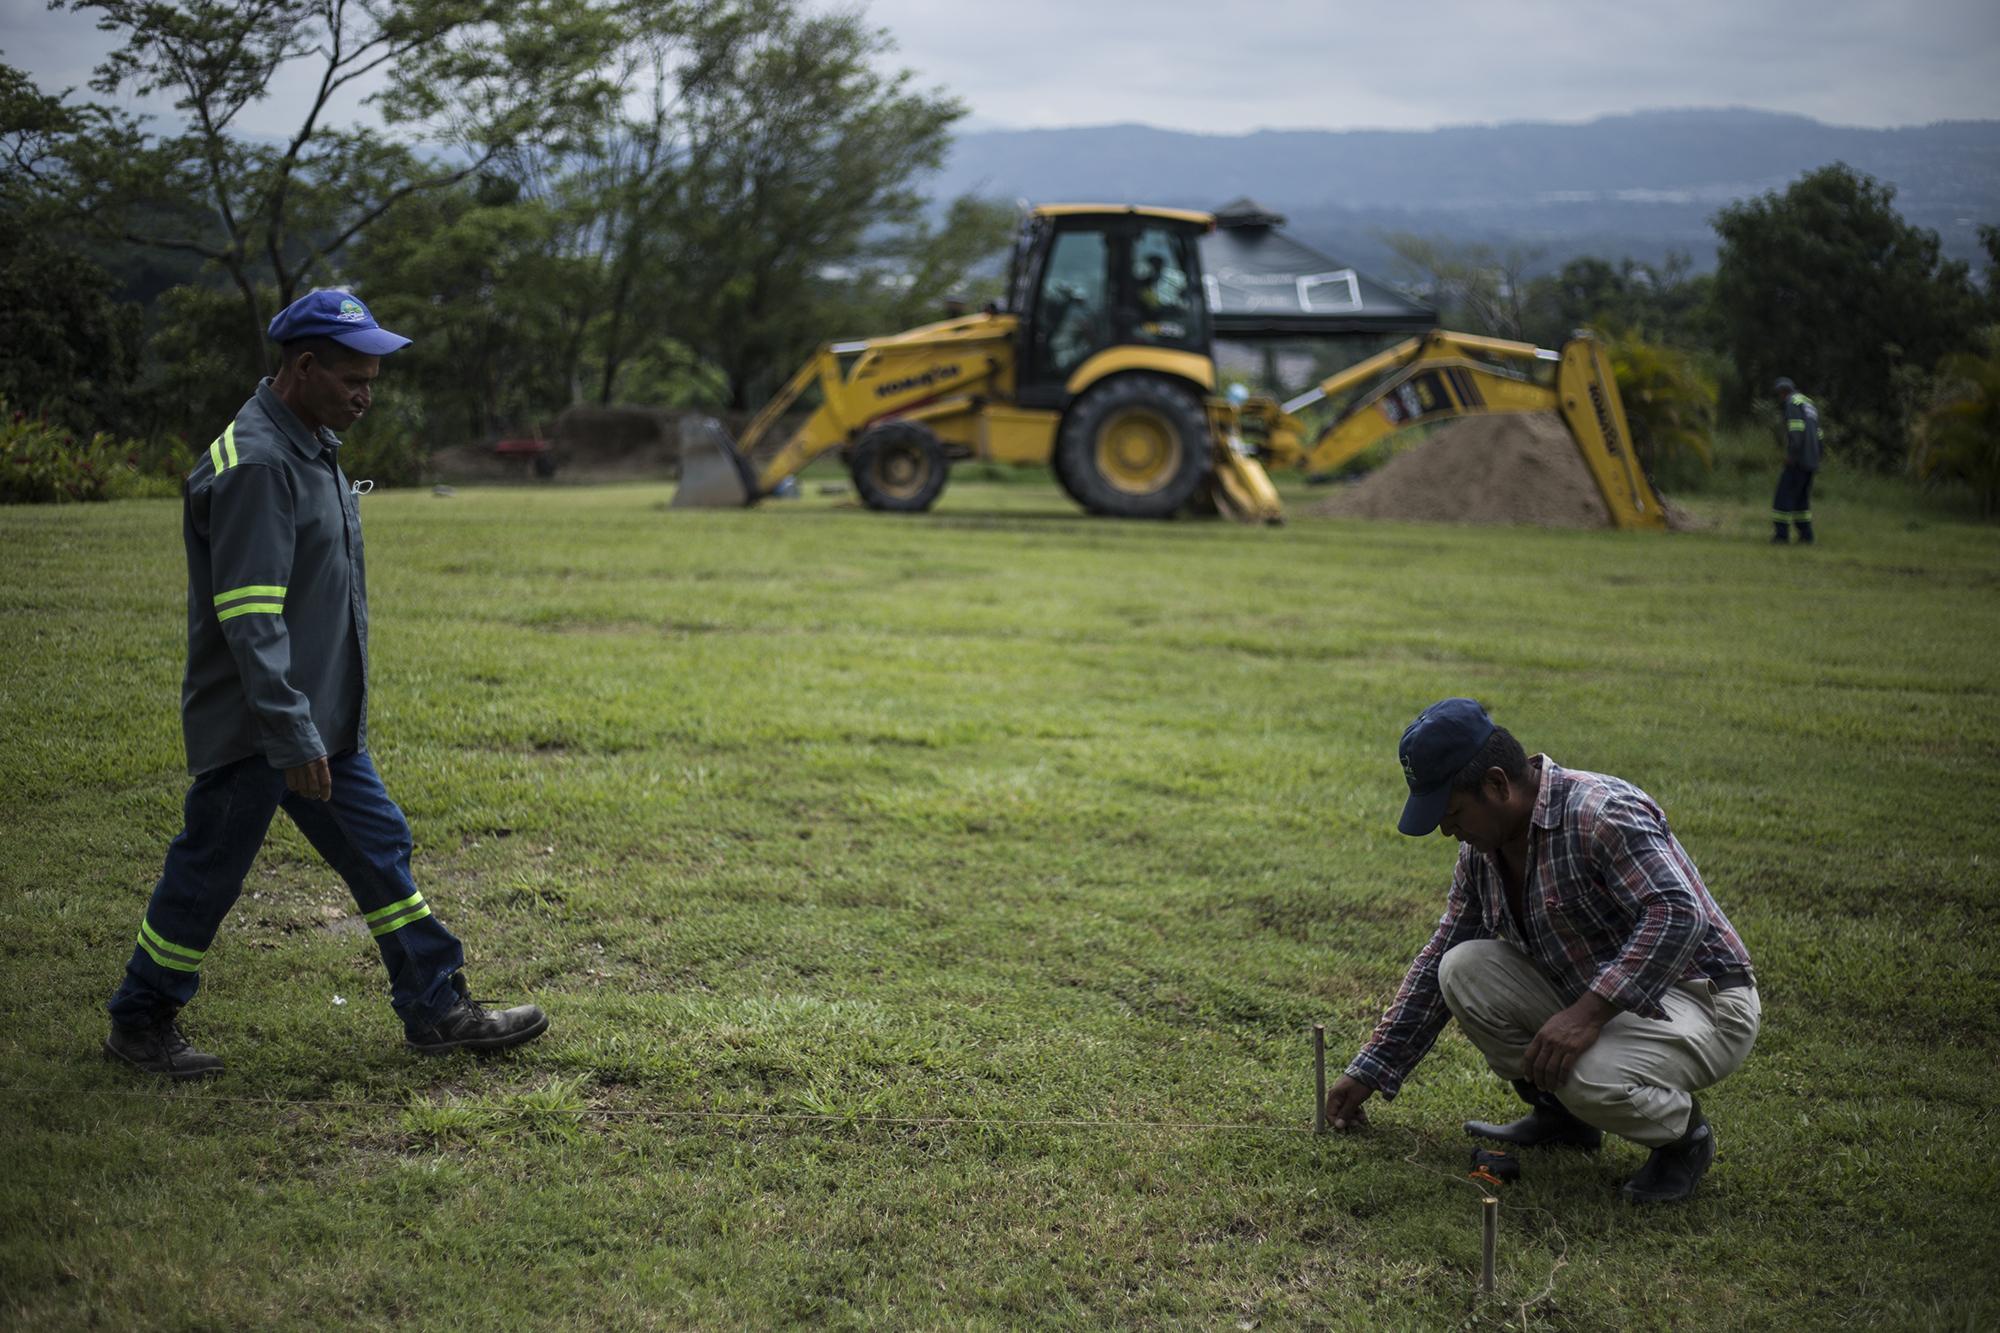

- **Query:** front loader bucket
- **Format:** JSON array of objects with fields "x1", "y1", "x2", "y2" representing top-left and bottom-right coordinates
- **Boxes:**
[
  {"x1": 1208, "y1": 444, "x2": 1285, "y2": 525},
  {"x1": 671, "y1": 416, "x2": 761, "y2": 508}
]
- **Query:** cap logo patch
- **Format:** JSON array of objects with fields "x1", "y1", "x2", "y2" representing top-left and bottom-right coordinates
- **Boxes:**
[
  {"x1": 337, "y1": 298, "x2": 367, "y2": 322},
  {"x1": 1400, "y1": 750, "x2": 1418, "y2": 787}
]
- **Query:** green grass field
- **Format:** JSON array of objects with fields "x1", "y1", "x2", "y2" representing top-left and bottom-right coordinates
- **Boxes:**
[{"x1": 4, "y1": 468, "x2": 1998, "y2": 1329}]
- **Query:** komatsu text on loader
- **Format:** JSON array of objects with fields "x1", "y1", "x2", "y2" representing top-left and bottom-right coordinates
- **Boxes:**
[{"x1": 672, "y1": 204, "x2": 1668, "y2": 530}]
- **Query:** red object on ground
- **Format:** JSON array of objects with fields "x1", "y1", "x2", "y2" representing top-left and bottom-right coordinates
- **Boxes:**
[{"x1": 493, "y1": 437, "x2": 549, "y2": 456}]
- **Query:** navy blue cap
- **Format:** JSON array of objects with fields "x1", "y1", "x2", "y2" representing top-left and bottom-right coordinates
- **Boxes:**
[
  {"x1": 1396, "y1": 698, "x2": 1496, "y2": 836},
  {"x1": 266, "y1": 290, "x2": 411, "y2": 356},
  {"x1": 1773, "y1": 376, "x2": 1795, "y2": 395}
]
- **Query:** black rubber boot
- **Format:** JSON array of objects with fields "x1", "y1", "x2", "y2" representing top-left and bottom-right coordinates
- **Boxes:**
[
  {"x1": 1465, "y1": 1079, "x2": 1603, "y2": 1150},
  {"x1": 1769, "y1": 522, "x2": 1790, "y2": 544},
  {"x1": 103, "y1": 1014, "x2": 224, "y2": 1080},
  {"x1": 1795, "y1": 521, "x2": 1814, "y2": 545},
  {"x1": 1619, "y1": 1098, "x2": 1716, "y2": 1204},
  {"x1": 406, "y1": 974, "x2": 549, "y2": 1055}
]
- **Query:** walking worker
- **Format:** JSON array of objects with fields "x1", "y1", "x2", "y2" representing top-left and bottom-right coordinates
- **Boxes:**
[
  {"x1": 104, "y1": 290, "x2": 548, "y2": 1078},
  {"x1": 1770, "y1": 376, "x2": 1821, "y2": 544},
  {"x1": 1321, "y1": 699, "x2": 1760, "y2": 1204}
]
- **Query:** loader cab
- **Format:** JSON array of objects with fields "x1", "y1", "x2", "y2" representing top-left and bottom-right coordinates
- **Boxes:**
[{"x1": 1006, "y1": 206, "x2": 1214, "y2": 409}]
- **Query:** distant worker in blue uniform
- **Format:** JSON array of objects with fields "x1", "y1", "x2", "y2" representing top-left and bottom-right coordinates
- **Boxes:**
[
  {"x1": 104, "y1": 290, "x2": 550, "y2": 1078},
  {"x1": 1770, "y1": 377, "x2": 1822, "y2": 545}
]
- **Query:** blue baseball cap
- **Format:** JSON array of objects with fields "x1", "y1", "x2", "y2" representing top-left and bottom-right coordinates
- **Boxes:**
[
  {"x1": 266, "y1": 290, "x2": 411, "y2": 355},
  {"x1": 1396, "y1": 698, "x2": 1497, "y2": 836}
]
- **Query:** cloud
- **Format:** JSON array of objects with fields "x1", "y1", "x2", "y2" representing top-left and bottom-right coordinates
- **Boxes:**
[
  {"x1": 5, "y1": 0, "x2": 1997, "y2": 134},
  {"x1": 858, "y1": 0, "x2": 2000, "y2": 132}
]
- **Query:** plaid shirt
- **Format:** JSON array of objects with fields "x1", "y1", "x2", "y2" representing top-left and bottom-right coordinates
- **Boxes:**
[{"x1": 1347, "y1": 757, "x2": 1754, "y2": 1099}]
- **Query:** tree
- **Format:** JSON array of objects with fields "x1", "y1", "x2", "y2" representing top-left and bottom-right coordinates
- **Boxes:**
[
  {"x1": 30, "y1": 0, "x2": 620, "y2": 375},
  {"x1": 1913, "y1": 328, "x2": 2000, "y2": 518},
  {"x1": 0, "y1": 225, "x2": 141, "y2": 433},
  {"x1": 1523, "y1": 252, "x2": 1718, "y2": 352},
  {"x1": 1379, "y1": 233, "x2": 1543, "y2": 341},
  {"x1": 346, "y1": 172, "x2": 589, "y2": 440},
  {"x1": 654, "y1": 2, "x2": 968, "y2": 408},
  {"x1": 1712, "y1": 163, "x2": 1984, "y2": 469}
]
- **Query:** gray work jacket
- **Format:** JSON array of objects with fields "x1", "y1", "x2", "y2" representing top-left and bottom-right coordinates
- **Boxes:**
[
  {"x1": 1783, "y1": 392, "x2": 1822, "y2": 472},
  {"x1": 179, "y1": 380, "x2": 369, "y2": 774}
]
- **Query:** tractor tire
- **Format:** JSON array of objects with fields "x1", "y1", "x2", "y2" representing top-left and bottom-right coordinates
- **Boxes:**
[
  {"x1": 850, "y1": 421, "x2": 950, "y2": 512},
  {"x1": 1055, "y1": 375, "x2": 1211, "y2": 519},
  {"x1": 1047, "y1": 430, "x2": 1100, "y2": 513}
]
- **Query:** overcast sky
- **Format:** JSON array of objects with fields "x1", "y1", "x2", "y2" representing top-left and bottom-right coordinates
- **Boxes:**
[{"x1": 6, "y1": 0, "x2": 1998, "y2": 134}]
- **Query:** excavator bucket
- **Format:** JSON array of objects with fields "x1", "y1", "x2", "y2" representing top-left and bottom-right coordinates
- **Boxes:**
[{"x1": 671, "y1": 416, "x2": 761, "y2": 508}]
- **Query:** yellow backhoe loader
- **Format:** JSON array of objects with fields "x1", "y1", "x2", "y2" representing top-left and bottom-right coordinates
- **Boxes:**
[{"x1": 672, "y1": 204, "x2": 1667, "y2": 530}]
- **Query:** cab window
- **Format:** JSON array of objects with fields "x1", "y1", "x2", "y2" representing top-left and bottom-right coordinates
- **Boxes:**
[{"x1": 1033, "y1": 229, "x2": 1110, "y2": 381}]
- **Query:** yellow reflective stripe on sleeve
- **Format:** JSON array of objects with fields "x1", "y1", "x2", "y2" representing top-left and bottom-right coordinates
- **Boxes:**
[
  {"x1": 214, "y1": 585, "x2": 287, "y2": 607},
  {"x1": 138, "y1": 919, "x2": 204, "y2": 972},
  {"x1": 216, "y1": 601, "x2": 286, "y2": 622},
  {"x1": 1789, "y1": 420, "x2": 1806, "y2": 430},
  {"x1": 208, "y1": 422, "x2": 241, "y2": 473}
]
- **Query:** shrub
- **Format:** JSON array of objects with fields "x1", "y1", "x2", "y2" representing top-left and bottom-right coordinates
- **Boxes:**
[
  {"x1": 1913, "y1": 328, "x2": 2000, "y2": 519},
  {"x1": 0, "y1": 402, "x2": 189, "y2": 504},
  {"x1": 1604, "y1": 330, "x2": 1716, "y2": 489}
]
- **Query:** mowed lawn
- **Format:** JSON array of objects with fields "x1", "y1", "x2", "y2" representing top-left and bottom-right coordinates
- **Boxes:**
[{"x1": 3, "y1": 473, "x2": 1997, "y2": 1330}]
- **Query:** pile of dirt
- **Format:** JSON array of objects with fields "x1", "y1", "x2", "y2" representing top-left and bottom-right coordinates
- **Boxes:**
[{"x1": 1305, "y1": 412, "x2": 1616, "y2": 528}]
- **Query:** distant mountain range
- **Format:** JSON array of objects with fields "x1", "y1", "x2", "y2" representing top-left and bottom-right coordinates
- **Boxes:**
[{"x1": 926, "y1": 109, "x2": 2000, "y2": 279}]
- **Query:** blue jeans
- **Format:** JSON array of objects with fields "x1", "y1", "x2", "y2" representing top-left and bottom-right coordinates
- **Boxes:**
[
  {"x1": 1772, "y1": 464, "x2": 1815, "y2": 531},
  {"x1": 109, "y1": 751, "x2": 464, "y2": 1035}
]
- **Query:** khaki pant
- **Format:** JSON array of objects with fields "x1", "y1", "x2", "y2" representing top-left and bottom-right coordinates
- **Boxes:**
[{"x1": 1437, "y1": 940, "x2": 1761, "y2": 1147}]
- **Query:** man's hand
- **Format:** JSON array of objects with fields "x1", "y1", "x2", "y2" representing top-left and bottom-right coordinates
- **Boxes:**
[
  {"x1": 1324, "y1": 1073, "x2": 1374, "y2": 1132},
  {"x1": 1523, "y1": 993, "x2": 1616, "y2": 1091},
  {"x1": 285, "y1": 755, "x2": 332, "y2": 801}
]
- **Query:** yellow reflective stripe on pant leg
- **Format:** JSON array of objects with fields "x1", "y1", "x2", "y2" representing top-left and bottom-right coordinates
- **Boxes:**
[
  {"x1": 216, "y1": 602, "x2": 285, "y2": 622},
  {"x1": 364, "y1": 891, "x2": 425, "y2": 924},
  {"x1": 138, "y1": 919, "x2": 204, "y2": 972},
  {"x1": 369, "y1": 902, "x2": 432, "y2": 937},
  {"x1": 365, "y1": 891, "x2": 430, "y2": 936}
]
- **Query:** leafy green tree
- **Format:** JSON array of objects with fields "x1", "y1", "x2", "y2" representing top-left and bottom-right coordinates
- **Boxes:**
[
  {"x1": 1913, "y1": 328, "x2": 2000, "y2": 518},
  {"x1": 1524, "y1": 252, "x2": 1718, "y2": 352},
  {"x1": 27, "y1": 1, "x2": 620, "y2": 375},
  {"x1": 1712, "y1": 163, "x2": 1984, "y2": 469},
  {"x1": 814, "y1": 195, "x2": 1015, "y2": 335},
  {"x1": 0, "y1": 222, "x2": 141, "y2": 432},
  {"x1": 651, "y1": 2, "x2": 968, "y2": 408},
  {"x1": 346, "y1": 173, "x2": 586, "y2": 441}
]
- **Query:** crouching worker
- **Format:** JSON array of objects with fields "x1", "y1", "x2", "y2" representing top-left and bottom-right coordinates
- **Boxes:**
[
  {"x1": 104, "y1": 291, "x2": 548, "y2": 1078},
  {"x1": 1323, "y1": 699, "x2": 1759, "y2": 1204}
]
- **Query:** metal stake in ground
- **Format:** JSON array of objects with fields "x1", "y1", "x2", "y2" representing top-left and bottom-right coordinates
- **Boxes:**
[
  {"x1": 1313, "y1": 1024, "x2": 1327, "y2": 1133},
  {"x1": 1480, "y1": 1195, "x2": 1498, "y2": 1295}
]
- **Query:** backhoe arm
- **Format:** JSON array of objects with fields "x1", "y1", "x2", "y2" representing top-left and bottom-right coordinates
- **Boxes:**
[{"x1": 1248, "y1": 330, "x2": 1667, "y2": 531}]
